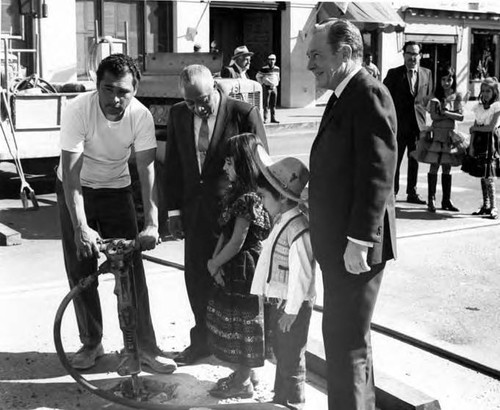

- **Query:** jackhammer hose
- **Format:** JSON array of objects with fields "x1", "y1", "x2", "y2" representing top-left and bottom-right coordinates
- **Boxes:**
[{"x1": 54, "y1": 274, "x2": 284, "y2": 410}]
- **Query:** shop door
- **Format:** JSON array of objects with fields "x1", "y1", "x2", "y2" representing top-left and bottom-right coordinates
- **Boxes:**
[
  {"x1": 420, "y1": 43, "x2": 452, "y2": 86},
  {"x1": 210, "y1": 7, "x2": 281, "y2": 81}
]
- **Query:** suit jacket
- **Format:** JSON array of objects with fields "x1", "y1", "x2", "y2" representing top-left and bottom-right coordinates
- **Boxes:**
[
  {"x1": 163, "y1": 91, "x2": 267, "y2": 234},
  {"x1": 221, "y1": 64, "x2": 248, "y2": 79},
  {"x1": 309, "y1": 69, "x2": 397, "y2": 269},
  {"x1": 383, "y1": 65, "x2": 434, "y2": 142}
]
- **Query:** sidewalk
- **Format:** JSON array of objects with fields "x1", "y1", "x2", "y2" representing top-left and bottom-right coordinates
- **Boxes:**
[{"x1": 265, "y1": 99, "x2": 477, "y2": 135}]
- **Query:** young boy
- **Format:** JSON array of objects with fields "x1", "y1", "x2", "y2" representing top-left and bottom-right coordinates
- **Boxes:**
[{"x1": 251, "y1": 143, "x2": 316, "y2": 410}]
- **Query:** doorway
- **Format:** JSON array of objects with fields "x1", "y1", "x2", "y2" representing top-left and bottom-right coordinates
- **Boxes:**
[
  {"x1": 420, "y1": 43, "x2": 453, "y2": 85},
  {"x1": 209, "y1": 7, "x2": 281, "y2": 81}
]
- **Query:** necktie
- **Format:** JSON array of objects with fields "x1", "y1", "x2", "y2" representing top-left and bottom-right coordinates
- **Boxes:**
[
  {"x1": 408, "y1": 70, "x2": 416, "y2": 95},
  {"x1": 198, "y1": 117, "x2": 209, "y2": 169},
  {"x1": 319, "y1": 92, "x2": 337, "y2": 130},
  {"x1": 329, "y1": 92, "x2": 338, "y2": 107}
]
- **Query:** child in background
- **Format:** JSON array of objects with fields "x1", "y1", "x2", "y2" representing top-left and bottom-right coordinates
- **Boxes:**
[
  {"x1": 423, "y1": 65, "x2": 464, "y2": 213},
  {"x1": 206, "y1": 133, "x2": 271, "y2": 399},
  {"x1": 251, "y1": 143, "x2": 316, "y2": 410},
  {"x1": 462, "y1": 77, "x2": 500, "y2": 219}
]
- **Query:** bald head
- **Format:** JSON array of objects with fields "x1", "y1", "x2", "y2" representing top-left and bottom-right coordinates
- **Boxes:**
[{"x1": 179, "y1": 64, "x2": 218, "y2": 119}]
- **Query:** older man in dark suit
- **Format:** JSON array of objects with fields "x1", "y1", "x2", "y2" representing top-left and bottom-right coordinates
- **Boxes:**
[
  {"x1": 384, "y1": 41, "x2": 434, "y2": 204},
  {"x1": 163, "y1": 64, "x2": 267, "y2": 366},
  {"x1": 307, "y1": 20, "x2": 397, "y2": 410}
]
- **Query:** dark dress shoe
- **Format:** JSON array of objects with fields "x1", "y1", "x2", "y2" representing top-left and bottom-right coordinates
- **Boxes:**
[
  {"x1": 407, "y1": 194, "x2": 426, "y2": 204},
  {"x1": 173, "y1": 346, "x2": 210, "y2": 366}
]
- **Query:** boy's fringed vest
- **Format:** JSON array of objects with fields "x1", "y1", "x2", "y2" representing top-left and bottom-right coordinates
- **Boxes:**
[{"x1": 266, "y1": 212, "x2": 309, "y2": 293}]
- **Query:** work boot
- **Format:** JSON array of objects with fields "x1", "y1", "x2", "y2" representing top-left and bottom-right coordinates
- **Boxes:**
[
  {"x1": 441, "y1": 174, "x2": 459, "y2": 211},
  {"x1": 427, "y1": 173, "x2": 437, "y2": 213},
  {"x1": 71, "y1": 343, "x2": 104, "y2": 370},
  {"x1": 140, "y1": 350, "x2": 177, "y2": 374}
]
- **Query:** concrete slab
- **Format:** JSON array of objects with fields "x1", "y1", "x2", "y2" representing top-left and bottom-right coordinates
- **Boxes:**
[{"x1": 0, "y1": 222, "x2": 22, "y2": 246}]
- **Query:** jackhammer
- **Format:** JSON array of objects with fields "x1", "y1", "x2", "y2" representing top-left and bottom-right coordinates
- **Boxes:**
[{"x1": 53, "y1": 238, "x2": 284, "y2": 409}]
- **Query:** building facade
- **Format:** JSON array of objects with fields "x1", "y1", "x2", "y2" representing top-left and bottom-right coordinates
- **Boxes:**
[{"x1": 2, "y1": 1, "x2": 500, "y2": 107}]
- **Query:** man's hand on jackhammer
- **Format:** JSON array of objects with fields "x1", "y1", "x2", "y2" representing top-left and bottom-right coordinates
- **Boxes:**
[
  {"x1": 74, "y1": 225, "x2": 101, "y2": 260},
  {"x1": 137, "y1": 225, "x2": 160, "y2": 251}
]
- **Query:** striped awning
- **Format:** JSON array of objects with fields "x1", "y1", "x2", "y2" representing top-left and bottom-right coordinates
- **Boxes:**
[{"x1": 319, "y1": 2, "x2": 406, "y2": 33}]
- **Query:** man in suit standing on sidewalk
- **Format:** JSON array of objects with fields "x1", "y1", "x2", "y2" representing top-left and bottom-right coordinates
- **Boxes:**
[
  {"x1": 162, "y1": 64, "x2": 267, "y2": 366},
  {"x1": 384, "y1": 41, "x2": 434, "y2": 204},
  {"x1": 307, "y1": 20, "x2": 397, "y2": 410}
]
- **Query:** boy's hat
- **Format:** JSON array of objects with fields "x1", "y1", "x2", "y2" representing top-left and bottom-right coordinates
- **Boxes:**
[{"x1": 254, "y1": 142, "x2": 309, "y2": 202}]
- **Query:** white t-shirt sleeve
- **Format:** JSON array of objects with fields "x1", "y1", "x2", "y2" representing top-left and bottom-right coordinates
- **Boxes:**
[
  {"x1": 133, "y1": 107, "x2": 157, "y2": 152},
  {"x1": 59, "y1": 100, "x2": 86, "y2": 153}
]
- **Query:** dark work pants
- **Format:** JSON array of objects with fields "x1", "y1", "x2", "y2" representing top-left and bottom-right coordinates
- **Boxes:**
[
  {"x1": 184, "y1": 202, "x2": 217, "y2": 352},
  {"x1": 321, "y1": 261, "x2": 385, "y2": 410},
  {"x1": 395, "y1": 135, "x2": 419, "y2": 196},
  {"x1": 263, "y1": 85, "x2": 278, "y2": 121},
  {"x1": 270, "y1": 300, "x2": 313, "y2": 410},
  {"x1": 56, "y1": 179, "x2": 158, "y2": 353}
]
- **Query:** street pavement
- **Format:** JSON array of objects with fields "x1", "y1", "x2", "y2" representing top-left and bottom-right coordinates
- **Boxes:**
[{"x1": 1, "y1": 103, "x2": 500, "y2": 409}]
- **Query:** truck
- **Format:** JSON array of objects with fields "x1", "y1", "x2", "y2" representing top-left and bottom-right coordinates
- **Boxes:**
[{"x1": 1, "y1": 49, "x2": 262, "y2": 170}]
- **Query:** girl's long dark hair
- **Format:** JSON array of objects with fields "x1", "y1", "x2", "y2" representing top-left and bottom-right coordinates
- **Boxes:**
[
  {"x1": 434, "y1": 65, "x2": 457, "y2": 102},
  {"x1": 224, "y1": 132, "x2": 260, "y2": 203}
]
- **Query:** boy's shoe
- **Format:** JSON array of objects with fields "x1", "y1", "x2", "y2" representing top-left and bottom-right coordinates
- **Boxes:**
[
  {"x1": 472, "y1": 206, "x2": 491, "y2": 215},
  {"x1": 209, "y1": 379, "x2": 254, "y2": 399},
  {"x1": 71, "y1": 343, "x2": 104, "y2": 370}
]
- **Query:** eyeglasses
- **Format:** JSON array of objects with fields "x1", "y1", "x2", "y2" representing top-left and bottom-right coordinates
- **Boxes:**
[{"x1": 404, "y1": 52, "x2": 420, "y2": 57}]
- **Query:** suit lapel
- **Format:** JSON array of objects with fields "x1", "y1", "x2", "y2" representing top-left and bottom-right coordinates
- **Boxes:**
[{"x1": 203, "y1": 90, "x2": 227, "y2": 173}]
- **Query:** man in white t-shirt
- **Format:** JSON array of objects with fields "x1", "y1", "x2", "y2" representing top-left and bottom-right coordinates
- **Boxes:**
[{"x1": 56, "y1": 54, "x2": 176, "y2": 374}]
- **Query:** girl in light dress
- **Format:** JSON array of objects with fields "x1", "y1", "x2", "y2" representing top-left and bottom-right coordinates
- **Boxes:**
[{"x1": 462, "y1": 77, "x2": 500, "y2": 219}]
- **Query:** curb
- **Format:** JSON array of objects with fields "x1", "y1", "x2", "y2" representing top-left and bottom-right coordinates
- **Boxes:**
[
  {"x1": 265, "y1": 120, "x2": 320, "y2": 136},
  {"x1": 306, "y1": 309, "x2": 442, "y2": 410}
]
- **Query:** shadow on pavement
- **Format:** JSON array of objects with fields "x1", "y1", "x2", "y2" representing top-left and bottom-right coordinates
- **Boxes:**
[
  {"x1": 0, "y1": 200, "x2": 61, "y2": 240},
  {"x1": 0, "y1": 351, "x2": 224, "y2": 410},
  {"x1": 396, "y1": 206, "x2": 455, "y2": 221}
]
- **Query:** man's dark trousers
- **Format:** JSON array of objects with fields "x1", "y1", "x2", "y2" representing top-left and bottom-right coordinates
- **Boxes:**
[
  {"x1": 56, "y1": 179, "x2": 158, "y2": 352},
  {"x1": 322, "y1": 261, "x2": 385, "y2": 410},
  {"x1": 263, "y1": 85, "x2": 278, "y2": 121},
  {"x1": 395, "y1": 133, "x2": 419, "y2": 196},
  {"x1": 183, "y1": 200, "x2": 217, "y2": 352}
]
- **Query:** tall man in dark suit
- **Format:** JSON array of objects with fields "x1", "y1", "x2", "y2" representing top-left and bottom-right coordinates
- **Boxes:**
[
  {"x1": 307, "y1": 20, "x2": 397, "y2": 410},
  {"x1": 163, "y1": 64, "x2": 267, "y2": 365},
  {"x1": 384, "y1": 41, "x2": 434, "y2": 204}
]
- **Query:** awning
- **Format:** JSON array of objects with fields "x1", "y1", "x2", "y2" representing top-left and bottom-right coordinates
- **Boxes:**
[{"x1": 319, "y1": 2, "x2": 406, "y2": 33}]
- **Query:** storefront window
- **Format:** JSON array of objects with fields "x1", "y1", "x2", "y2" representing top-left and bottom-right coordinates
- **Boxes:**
[
  {"x1": 145, "y1": 1, "x2": 173, "y2": 53},
  {"x1": 470, "y1": 30, "x2": 497, "y2": 80},
  {"x1": 76, "y1": 0, "x2": 95, "y2": 80},
  {"x1": 76, "y1": 0, "x2": 172, "y2": 80}
]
